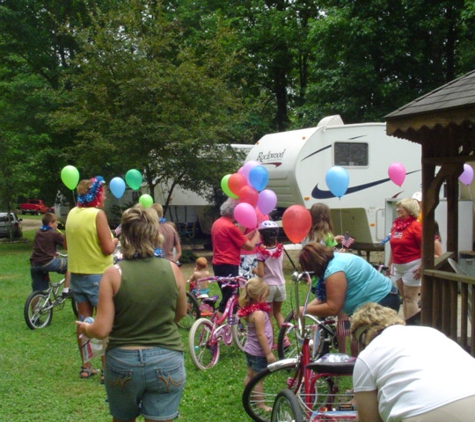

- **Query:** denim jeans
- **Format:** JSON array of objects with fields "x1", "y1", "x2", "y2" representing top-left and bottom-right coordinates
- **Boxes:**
[{"x1": 105, "y1": 347, "x2": 186, "y2": 421}]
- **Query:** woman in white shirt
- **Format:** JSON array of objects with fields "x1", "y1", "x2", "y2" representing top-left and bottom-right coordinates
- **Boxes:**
[{"x1": 350, "y1": 302, "x2": 475, "y2": 422}]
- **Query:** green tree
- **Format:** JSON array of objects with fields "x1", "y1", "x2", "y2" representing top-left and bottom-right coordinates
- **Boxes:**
[
  {"x1": 51, "y1": 0, "x2": 246, "y2": 208},
  {"x1": 301, "y1": 0, "x2": 475, "y2": 124},
  {"x1": 0, "y1": 0, "x2": 99, "y2": 207}
]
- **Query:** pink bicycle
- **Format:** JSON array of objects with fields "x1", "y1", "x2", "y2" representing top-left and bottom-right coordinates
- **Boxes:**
[{"x1": 188, "y1": 276, "x2": 248, "y2": 370}]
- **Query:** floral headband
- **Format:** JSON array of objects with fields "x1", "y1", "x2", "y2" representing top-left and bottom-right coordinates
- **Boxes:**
[{"x1": 77, "y1": 176, "x2": 105, "y2": 207}]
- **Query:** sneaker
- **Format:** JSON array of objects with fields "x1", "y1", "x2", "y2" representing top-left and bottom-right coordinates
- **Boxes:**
[{"x1": 61, "y1": 290, "x2": 74, "y2": 299}]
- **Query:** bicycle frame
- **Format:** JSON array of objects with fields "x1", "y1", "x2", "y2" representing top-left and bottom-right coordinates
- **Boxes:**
[{"x1": 205, "y1": 277, "x2": 244, "y2": 343}]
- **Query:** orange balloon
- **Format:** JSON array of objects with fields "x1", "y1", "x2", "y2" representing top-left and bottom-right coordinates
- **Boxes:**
[{"x1": 282, "y1": 205, "x2": 311, "y2": 243}]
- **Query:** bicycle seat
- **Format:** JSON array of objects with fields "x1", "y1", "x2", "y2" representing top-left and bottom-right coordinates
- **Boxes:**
[
  {"x1": 202, "y1": 295, "x2": 219, "y2": 305},
  {"x1": 307, "y1": 356, "x2": 355, "y2": 374}
]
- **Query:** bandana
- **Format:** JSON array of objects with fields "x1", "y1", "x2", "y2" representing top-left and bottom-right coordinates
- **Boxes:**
[
  {"x1": 40, "y1": 225, "x2": 53, "y2": 232},
  {"x1": 392, "y1": 216, "x2": 417, "y2": 232},
  {"x1": 237, "y1": 302, "x2": 271, "y2": 317},
  {"x1": 77, "y1": 176, "x2": 105, "y2": 207}
]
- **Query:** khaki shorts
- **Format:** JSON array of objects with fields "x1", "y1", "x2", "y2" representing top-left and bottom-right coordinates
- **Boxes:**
[{"x1": 267, "y1": 284, "x2": 286, "y2": 302}]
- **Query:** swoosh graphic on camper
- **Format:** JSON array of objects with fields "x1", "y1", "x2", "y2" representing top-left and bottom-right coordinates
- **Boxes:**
[
  {"x1": 312, "y1": 170, "x2": 421, "y2": 199},
  {"x1": 262, "y1": 162, "x2": 283, "y2": 168}
]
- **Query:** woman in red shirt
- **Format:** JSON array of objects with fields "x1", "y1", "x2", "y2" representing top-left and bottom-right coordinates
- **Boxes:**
[
  {"x1": 387, "y1": 198, "x2": 422, "y2": 320},
  {"x1": 211, "y1": 198, "x2": 260, "y2": 313}
]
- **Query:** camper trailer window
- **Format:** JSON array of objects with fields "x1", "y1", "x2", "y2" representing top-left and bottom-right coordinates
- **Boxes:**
[{"x1": 334, "y1": 142, "x2": 368, "y2": 166}]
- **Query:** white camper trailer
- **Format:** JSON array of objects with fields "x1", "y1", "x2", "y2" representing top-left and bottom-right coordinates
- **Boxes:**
[
  {"x1": 154, "y1": 144, "x2": 253, "y2": 234},
  {"x1": 244, "y1": 115, "x2": 422, "y2": 251}
]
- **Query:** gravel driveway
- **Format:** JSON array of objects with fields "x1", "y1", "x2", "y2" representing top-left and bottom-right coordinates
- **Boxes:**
[{"x1": 21, "y1": 218, "x2": 41, "y2": 231}]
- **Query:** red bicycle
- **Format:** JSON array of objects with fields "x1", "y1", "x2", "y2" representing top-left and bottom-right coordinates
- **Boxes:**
[{"x1": 242, "y1": 271, "x2": 355, "y2": 422}]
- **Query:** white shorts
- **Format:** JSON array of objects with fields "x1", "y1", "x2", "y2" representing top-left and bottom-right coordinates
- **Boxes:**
[
  {"x1": 392, "y1": 259, "x2": 421, "y2": 287},
  {"x1": 266, "y1": 285, "x2": 286, "y2": 302}
]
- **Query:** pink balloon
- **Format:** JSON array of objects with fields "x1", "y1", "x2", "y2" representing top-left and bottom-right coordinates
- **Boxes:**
[
  {"x1": 234, "y1": 202, "x2": 257, "y2": 229},
  {"x1": 459, "y1": 163, "x2": 474, "y2": 186},
  {"x1": 388, "y1": 162, "x2": 406, "y2": 187},
  {"x1": 257, "y1": 189, "x2": 277, "y2": 215},
  {"x1": 238, "y1": 185, "x2": 259, "y2": 208},
  {"x1": 241, "y1": 161, "x2": 261, "y2": 184}
]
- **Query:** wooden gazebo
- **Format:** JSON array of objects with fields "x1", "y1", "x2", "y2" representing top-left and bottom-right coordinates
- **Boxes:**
[{"x1": 385, "y1": 70, "x2": 475, "y2": 355}]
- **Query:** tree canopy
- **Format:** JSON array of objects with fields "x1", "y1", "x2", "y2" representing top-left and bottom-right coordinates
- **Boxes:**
[{"x1": 1, "y1": 0, "x2": 474, "y2": 209}]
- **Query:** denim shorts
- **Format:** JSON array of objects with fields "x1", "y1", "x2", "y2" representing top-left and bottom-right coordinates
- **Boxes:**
[
  {"x1": 30, "y1": 257, "x2": 68, "y2": 291},
  {"x1": 105, "y1": 347, "x2": 186, "y2": 421},
  {"x1": 245, "y1": 353, "x2": 268, "y2": 373},
  {"x1": 378, "y1": 285, "x2": 401, "y2": 313},
  {"x1": 70, "y1": 273, "x2": 102, "y2": 307}
]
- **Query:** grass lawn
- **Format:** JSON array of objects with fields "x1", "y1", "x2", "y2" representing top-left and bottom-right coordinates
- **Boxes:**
[{"x1": 0, "y1": 227, "x2": 302, "y2": 421}]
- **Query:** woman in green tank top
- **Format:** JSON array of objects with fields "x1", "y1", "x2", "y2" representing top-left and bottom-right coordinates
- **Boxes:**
[{"x1": 76, "y1": 206, "x2": 187, "y2": 422}]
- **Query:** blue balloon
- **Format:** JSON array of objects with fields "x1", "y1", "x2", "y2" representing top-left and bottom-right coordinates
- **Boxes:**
[
  {"x1": 249, "y1": 165, "x2": 269, "y2": 192},
  {"x1": 110, "y1": 177, "x2": 126, "y2": 199},
  {"x1": 325, "y1": 166, "x2": 349, "y2": 198}
]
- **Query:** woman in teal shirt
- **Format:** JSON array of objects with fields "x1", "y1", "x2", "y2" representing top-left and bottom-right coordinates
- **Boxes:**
[{"x1": 299, "y1": 243, "x2": 399, "y2": 317}]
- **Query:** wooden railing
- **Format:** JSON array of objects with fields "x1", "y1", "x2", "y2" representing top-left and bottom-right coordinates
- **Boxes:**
[{"x1": 422, "y1": 252, "x2": 475, "y2": 357}]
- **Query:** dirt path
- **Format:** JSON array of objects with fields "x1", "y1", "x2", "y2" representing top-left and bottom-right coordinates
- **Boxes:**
[{"x1": 21, "y1": 218, "x2": 41, "y2": 231}]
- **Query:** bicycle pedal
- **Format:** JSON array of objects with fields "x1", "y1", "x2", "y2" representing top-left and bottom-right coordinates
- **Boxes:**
[{"x1": 337, "y1": 403, "x2": 356, "y2": 411}]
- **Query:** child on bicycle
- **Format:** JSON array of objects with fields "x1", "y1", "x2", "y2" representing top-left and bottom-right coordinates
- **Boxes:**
[
  {"x1": 252, "y1": 220, "x2": 288, "y2": 348},
  {"x1": 238, "y1": 277, "x2": 275, "y2": 412},
  {"x1": 30, "y1": 212, "x2": 71, "y2": 297},
  {"x1": 187, "y1": 257, "x2": 210, "y2": 298}
]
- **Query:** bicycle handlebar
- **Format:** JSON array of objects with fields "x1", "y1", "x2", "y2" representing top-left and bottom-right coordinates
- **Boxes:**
[{"x1": 196, "y1": 276, "x2": 247, "y2": 289}]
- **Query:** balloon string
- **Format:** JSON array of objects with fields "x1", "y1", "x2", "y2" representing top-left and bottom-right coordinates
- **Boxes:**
[
  {"x1": 71, "y1": 190, "x2": 76, "y2": 206},
  {"x1": 339, "y1": 208, "x2": 343, "y2": 235}
]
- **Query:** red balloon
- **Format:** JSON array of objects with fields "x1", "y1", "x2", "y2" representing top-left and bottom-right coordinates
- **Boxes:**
[
  {"x1": 238, "y1": 185, "x2": 259, "y2": 208},
  {"x1": 282, "y1": 205, "x2": 311, "y2": 243},
  {"x1": 228, "y1": 173, "x2": 248, "y2": 196}
]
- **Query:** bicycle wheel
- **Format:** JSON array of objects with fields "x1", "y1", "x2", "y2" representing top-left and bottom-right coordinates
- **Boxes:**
[
  {"x1": 178, "y1": 292, "x2": 200, "y2": 329},
  {"x1": 242, "y1": 360, "x2": 302, "y2": 422},
  {"x1": 271, "y1": 389, "x2": 304, "y2": 422},
  {"x1": 232, "y1": 313, "x2": 248, "y2": 352},
  {"x1": 277, "y1": 312, "x2": 331, "y2": 360},
  {"x1": 24, "y1": 291, "x2": 53, "y2": 329},
  {"x1": 188, "y1": 318, "x2": 219, "y2": 370}
]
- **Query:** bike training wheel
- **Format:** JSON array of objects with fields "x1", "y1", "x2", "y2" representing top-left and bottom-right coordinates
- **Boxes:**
[
  {"x1": 232, "y1": 314, "x2": 248, "y2": 352},
  {"x1": 188, "y1": 318, "x2": 219, "y2": 370},
  {"x1": 178, "y1": 292, "x2": 200, "y2": 330},
  {"x1": 277, "y1": 312, "x2": 332, "y2": 360},
  {"x1": 24, "y1": 291, "x2": 53, "y2": 330},
  {"x1": 242, "y1": 360, "x2": 334, "y2": 422},
  {"x1": 71, "y1": 297, "x2": 79, "y2": 318},
  {"x1": 271, "y1": 389, "x2": 304, "y2": 422}
]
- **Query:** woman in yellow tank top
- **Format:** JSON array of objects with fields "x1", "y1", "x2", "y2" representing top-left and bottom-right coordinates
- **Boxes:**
[{"x1": 65, "y1": 176, "x2": 119, "y2": 379}]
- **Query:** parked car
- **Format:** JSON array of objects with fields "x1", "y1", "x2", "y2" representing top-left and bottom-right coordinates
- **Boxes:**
[{"x1": 0, "y1": 212, "x2": 23, "y2": 238}]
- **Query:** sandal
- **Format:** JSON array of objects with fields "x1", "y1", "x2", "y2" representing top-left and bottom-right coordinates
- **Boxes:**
[{"x1": 79, "y1": 366, "x2": 99, "y2": 379}]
